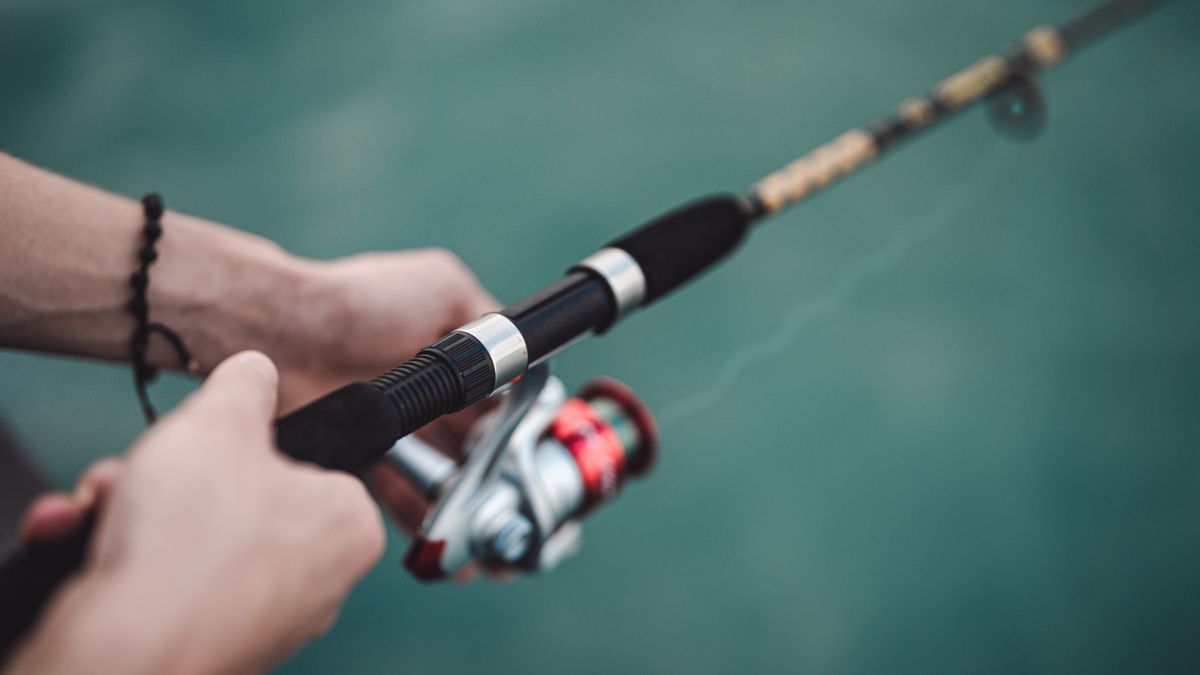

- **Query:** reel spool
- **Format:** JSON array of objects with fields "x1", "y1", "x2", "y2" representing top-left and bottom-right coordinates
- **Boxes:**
[{"x1": 386, "y1": 365, "x2": 658, "y2": 581}]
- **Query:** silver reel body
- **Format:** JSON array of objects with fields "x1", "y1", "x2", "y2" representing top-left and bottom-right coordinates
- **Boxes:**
[{"x1": 384, "y1": 364, "x2": 657, "y2": 581}]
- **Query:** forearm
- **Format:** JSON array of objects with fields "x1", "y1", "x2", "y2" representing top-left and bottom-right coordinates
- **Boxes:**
[{"x1": 0, "y1": 152, "x2": 314, "y2": 373}]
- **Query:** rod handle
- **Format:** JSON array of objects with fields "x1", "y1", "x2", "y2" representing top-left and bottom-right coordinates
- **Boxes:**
[
  {"x1": 608, "y1": 195, "x2": 751, "y2": 304},
  {"x1": 276, "y1": 333, "x2": 494, "y2": 471}
]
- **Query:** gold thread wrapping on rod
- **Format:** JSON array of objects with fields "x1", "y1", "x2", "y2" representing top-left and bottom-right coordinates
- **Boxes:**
[
  {"x1": 743, "y1": 5, "x2": 1155, "y2": 217},
  {"x1": 898, "y1": 97, "x2": 936, "y2": 129},
  {"x1": 934, "y1": 54, "x2": 1010, "y2": 109},
  {"x1": 1024, "y1": 25, "x2": 1067, "y2": 68},
  {"x1": 752, "y1": 129, "x2": 877, "y2": 212}
]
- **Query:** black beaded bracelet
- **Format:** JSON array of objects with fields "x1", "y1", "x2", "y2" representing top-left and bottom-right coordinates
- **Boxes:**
[{"x1": 129, "y1": 193, "x2": 197, "y2": 423}]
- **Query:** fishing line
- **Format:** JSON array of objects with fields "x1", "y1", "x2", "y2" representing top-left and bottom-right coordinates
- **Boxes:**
[{"x1": 660, "y1": 147, "x2": 1016, "y2": 428}]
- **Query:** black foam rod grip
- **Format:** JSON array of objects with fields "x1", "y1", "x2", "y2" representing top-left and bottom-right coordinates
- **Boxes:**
[
  {"x1": 275, "y1": 341, "x2": 479, "y2": 471},
  {"x1": 608, "y1": 195, "x2": 751, "y2": 303},
  {"x1": 273, "y1": 382, "x2": 409, "y2": 472}
]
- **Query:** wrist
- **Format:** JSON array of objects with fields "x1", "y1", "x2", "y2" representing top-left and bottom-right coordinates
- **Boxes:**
[
  {"x1": 0, "y1": 153, "x2": 335, "y2": 383},
  {"x1": 146, "y1": 213, "x2": 316, "y2": 375},
  {"x1": 0, "y1": 159, "x2": 315, "y2": 377}
]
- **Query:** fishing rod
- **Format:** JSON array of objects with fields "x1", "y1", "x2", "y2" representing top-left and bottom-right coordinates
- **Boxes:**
[
  {"x1": 278, "y1": 0, "x2": 1164, "y2": 467},
  {"x1": 0, "y1": 0, "x2": 1163, "y2": 655},
  {"x1": 276, "y1": 0, "x2": 1164, "y2": 471}
]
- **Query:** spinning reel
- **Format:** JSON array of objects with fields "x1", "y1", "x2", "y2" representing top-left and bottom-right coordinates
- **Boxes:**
[{"x1": 385, "y1": 364, "x2": 658, "y2": 580}]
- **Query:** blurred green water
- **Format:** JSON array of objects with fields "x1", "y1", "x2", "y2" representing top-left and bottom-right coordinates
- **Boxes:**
[{"x1": 2, "y1": 0, "x2": 1198, "y2": 672}]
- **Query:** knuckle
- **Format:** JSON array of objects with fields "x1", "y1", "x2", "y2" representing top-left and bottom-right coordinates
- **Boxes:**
[
  {"x1": 423, "y1": 246, "x2": 463, "y2": 268},
  {"x1": 424, "y1": 247, "x2": 475, "y2": 284},
  {"x1": 417, "y1": 247, "x2": 495, "y2": 317},
  {"x1": 304, "y1": 606, "x2": 340, "y2": 641}
]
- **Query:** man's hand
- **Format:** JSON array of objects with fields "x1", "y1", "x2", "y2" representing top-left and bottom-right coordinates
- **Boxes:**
[
  {"x1": 6, "y1": 352, "x2": 385, "y2": 675},
  {"x1": 274, "y1": 248, "x2": 499, "y2": 411},
  {"x1": 272, "y1": 250, "x2": 502, "y2": 567},
  {"x1": 1, "y1": 152, "x2": 502, "y2": 554}
]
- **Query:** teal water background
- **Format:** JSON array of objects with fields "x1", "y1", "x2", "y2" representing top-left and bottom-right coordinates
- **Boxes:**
[{"x1": 2, "y1": 0, "x2": 1199, "y2": 672}]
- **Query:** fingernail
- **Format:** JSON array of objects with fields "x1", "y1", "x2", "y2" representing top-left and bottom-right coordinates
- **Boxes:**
[{"x1": 234, "y1": 350, "x2": 278, "y2": 385}]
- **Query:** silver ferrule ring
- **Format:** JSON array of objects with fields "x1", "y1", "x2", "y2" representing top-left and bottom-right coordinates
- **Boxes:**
[
  {"x1": 575, "y1": 247, "x2": 646, "y2": 320},
  {"x1": 457, "y1": 313, "x2": 528, "y2": 389}
]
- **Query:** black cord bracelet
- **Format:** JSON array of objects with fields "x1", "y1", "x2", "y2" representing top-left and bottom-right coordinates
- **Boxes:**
[{"x1": 129, "y1": 193, "x2": 197, "y2": 423}]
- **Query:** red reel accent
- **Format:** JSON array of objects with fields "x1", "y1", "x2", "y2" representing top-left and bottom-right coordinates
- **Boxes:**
[
  {"x1": 403, "y1": 537, "x2": 448, "y2": 582},
  {"x1": 578, "y1": 377, "x2": 660, "y2": 476},
  {"x1": 552, "y1": 399, "x2": 627, "y2": 508}
]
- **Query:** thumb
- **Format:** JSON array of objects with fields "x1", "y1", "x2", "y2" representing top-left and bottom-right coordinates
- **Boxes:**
[{"x1": 190, "y1": 350, "x2": 280, "y2": 430}]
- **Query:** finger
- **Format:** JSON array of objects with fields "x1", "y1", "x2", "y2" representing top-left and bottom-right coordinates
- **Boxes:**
[
  {"x1": 368, "y1": 461, "x2": 515, "y2": 585},
  {"x1": 368, "y1": 463, "x2": 428, "y2": 533},
  {"x1": 407, "y1": 248, "x2": 501, "y2": 330},
  {"x1": 18, "y1": 456, "x2": 128, "y2": 545},
  {"x1": 413, "y1": 423, "x2": 462, "y2": 459},
  {"x1": 74, "y1": 456, "x2": 125, "y2": 507},
  {"x1": 19, "y1": 493, "x2": 84, "y2": 545},
  {"x1": 320, "y1": 470, "x2": 387, "y2": 580},
  {"x1": 186, "y1": 350, "x2": 279, "y2": 436},
  {"x1": 451, "y1": 563, "x2": 519, "y2": 585},
  {"x1": 409, "y1": 251, "x2": 503, "y2": 446},
  {"x1": 453, "y1": 564, "x2": 480, "y2": 585},
  {"x1": 484, "y1": 567, "x2": 518, "y2": 584},
  {"x1": 423, "y1": 398, "x2": 498, "y2": 456},
  {"x1": 370, "y1": 457, "x2": 522, "y2": 585}
]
